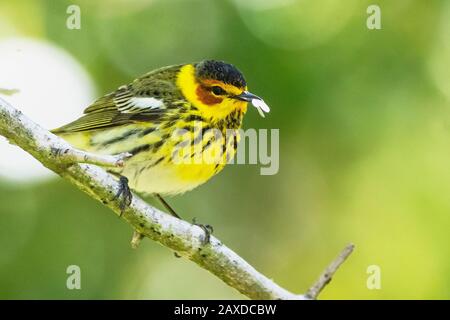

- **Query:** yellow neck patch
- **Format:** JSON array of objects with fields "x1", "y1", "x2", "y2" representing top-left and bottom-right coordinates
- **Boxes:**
[{"x1": 176, "y1": 64, "x2": 248, "y2": 120}]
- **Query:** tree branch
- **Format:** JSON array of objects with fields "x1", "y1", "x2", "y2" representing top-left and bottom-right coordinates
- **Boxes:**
[
  {"x1": 0, "y1": 97, "x2": 353, "y2": 300},
  {"x1": 52, "y1": 147, "x2": 132, "y2": 167},
  {"x1": 305, "y1": 243, "x2": 355, "y2": 299}
]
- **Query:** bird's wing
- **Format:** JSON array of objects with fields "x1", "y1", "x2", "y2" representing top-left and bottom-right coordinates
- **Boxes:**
[{"x1": 52, "y1": 65, "x2": 183, "y2": 133}]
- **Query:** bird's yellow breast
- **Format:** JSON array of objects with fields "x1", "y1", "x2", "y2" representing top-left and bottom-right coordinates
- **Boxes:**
[{"x1": 60, "y1": 122, "x2": 240, "y2": 196}]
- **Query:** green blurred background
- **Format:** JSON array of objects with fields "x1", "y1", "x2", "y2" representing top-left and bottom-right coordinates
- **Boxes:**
[{"x1": 1, "y1": 0, "x2": 450, "y2": 299}]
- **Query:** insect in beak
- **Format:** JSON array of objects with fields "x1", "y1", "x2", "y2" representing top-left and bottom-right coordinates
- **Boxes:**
[{"x1": 234, "y1": 91, "x2": 270, "y2": 118}]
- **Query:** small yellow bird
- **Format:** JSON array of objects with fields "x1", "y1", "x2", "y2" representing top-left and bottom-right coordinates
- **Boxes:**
[{"x1": 52, "y1": 60, "x2": 269, "y2": 238}]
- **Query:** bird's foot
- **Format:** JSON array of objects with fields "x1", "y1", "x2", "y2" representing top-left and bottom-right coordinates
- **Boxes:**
[
  {"x1": 114, "y1": 176, "x2": 132, "y2": 216},
  {"x1": 192, "y1": 218, "x2": 214, "y2": 245},
  {"x1": 155, "y1": 194, "x2": 213, "y2": 245}
]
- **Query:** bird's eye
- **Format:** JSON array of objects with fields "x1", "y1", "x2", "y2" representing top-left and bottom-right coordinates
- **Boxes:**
[{"x1": 211, "y1": 86, "x2": 226, "y2": 95}]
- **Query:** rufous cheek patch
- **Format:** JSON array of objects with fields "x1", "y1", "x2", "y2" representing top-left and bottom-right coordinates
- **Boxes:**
[{"x1": 196, "y1": 86, "x2": 223, "y2": 106}]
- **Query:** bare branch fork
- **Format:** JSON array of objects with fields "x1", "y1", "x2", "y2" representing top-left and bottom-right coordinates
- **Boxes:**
[{"x1": 0, "y1": 97, "x2": 354, "y2": 300}]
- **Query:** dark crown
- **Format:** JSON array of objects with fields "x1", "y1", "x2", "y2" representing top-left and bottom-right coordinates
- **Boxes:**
[{"x1": 195, "y1": 60, "x2": 247, "y2": 88}]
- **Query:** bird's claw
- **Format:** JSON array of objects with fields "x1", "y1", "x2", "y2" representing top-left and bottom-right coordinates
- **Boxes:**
[
  {"x1": 114, "y1": 176, "x2": 132, "y2": 216},
  {"x1": 192, "y1": 218, "x2": 214, "y2": 245}
]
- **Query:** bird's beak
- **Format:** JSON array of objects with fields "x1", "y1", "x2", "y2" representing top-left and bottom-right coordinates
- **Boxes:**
[
  {"x1": 235, "y1": 91, "x2": 261, "y2": 102},
  {"x1": 234, "y1": 91, "x2": 270, "y2": 117}
]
